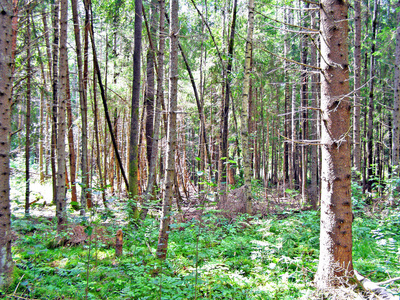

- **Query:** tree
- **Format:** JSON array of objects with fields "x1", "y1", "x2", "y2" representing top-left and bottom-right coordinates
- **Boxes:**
[
  {"x1": 0, "y1": 0, "x2": 15, "y2": 287},
  {"x1": 129, "y1": 0, "x2": 142, "y2": 218},
  {"x1": 240, "y1": 0, "x2": 255, "y2": 214},
  {"x1": 56, "y1": 0, "x2": 69, "y2": 232},
  {"x1": 392, "y1": 1, "x2": 400, "y2": 179},
  {"x1": 315, "y1": 0, "x2": 353, "y2": 289},
  {"x1": 157, "y1": 0, "x2": 179, "y2": 260}
]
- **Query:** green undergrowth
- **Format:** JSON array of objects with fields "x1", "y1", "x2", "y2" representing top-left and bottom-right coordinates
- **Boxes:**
[{"x1": 4, "y1": 206, "x2": 400, "y2": 299}]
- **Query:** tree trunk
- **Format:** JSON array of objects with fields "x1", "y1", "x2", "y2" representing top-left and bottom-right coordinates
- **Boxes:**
[
  {"x1": 315, "y1": 0, "x2": 353, "y2": 289},
  {"x1": 353, "y1": 0, "x2": 362, "y2": 178},
  {"x1": 51, "y1": 0, "x2": 60, "y2": 205},
  {"x1": 25, "y1": 5, "x2": 32, "y2": 216},
  {"x1": 157, "y1": 0, "x2": 179, "y2": 260},
  {"x1": 129, "y1": 0, "x2": 142, "y2": 219},
  {"x1": 366, "y1": 0, "x2": 379, "y2": 192},
  {"x1": 66, "y1": 67, "x2": 78, "y2": 209},
  {"x1": 240, "y1": 0, "x2": 254, "y2": 214},
  {"x1": 0, "y1": 0, "x2": 15, "y2": 286},
  {"x1": 72, "y1": 0, "x2": 89, "y2": 214},
  {"x1": 392, "y1": 1, "x2": 400, "y2": 181},
  {"x1": 140, "y1": 0, "x2": 165, "y2": 221},
  {"x1": 219, "y1": 0, "x2": 237, "y2": 196},
  {"x1": 56, "y1": 0, "x2": 69, "y2": 232}
]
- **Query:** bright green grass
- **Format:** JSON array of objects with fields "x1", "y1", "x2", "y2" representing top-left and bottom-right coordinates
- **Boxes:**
[{"x1": 4, "y1": 206, "x2": 400, "y2": 299}]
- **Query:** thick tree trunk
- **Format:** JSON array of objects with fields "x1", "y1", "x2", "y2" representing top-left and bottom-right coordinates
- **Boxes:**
[
  {"x1": 0, "y1": 0, "x2": 15, "y2": 287},
  {"x1": 316, "y1": 0, "x2": 353, "y2": 289},
  {"x1": 240, "y1": 0, "x2": 254, "y2": 214},
  {"x1": 157, "y1": 0, "x2": 179, "y2": 260},
  {"x1": 129, "y1": 0, "x2": 142, "y2": 219},
  {"x1": 56, "y1": 0, "x2": 69, "y2": 232}
]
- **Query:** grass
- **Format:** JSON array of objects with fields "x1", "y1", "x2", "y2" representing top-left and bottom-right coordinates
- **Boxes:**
[{"x1": 4, "y1": 204, "x2": 400, "y2": 299}]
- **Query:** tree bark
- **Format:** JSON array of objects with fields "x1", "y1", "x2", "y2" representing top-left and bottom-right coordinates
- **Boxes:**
[
  {"x1": 25, "y1": 5, "x2": 32, "y2": 216},
  {"x1": 157, "y1": 0, "x2": 179, "y2": 260},
  {"x1": 316, "y1": 0, "x2": 353, "y2": 289},
  {"x1": 56, "y1": 0, "x2": 69, "y2": 232},
  {"x1": 129, "y1": 0, "x2": 142, "y2": 219},
  {"x1": 0, "y1": 0, "x2": 15, "y2": 287},
  {"x1": 240, "y1": 0, "x2": 255, "y2": 214}
]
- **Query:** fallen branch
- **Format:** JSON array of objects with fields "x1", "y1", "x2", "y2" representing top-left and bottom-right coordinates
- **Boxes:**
[{"x1": 354, "y1": 270, "x2": 400, "y2": 300}]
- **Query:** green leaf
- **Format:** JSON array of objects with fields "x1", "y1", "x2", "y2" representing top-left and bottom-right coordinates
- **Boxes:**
[
  {"x1": 195, "y1": 157, "x2": 201, "y2": 161},
  {"x1": 84, "y1": 226, "x2": 93, "y2": 236}
]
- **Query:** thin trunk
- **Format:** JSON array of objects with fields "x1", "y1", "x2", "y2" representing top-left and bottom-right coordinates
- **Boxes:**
[
  {"x1": 25, "y1": 6, "x2": 32, "y2": 216},
  {"x1": 56, "y1": 0, "x2": 68, "y2": 232},
  {"x1": 240, "y1": 0, "x2": 254, "y2": 214},
  {"x1": 66, "y1": 67, "x2": 78, "y2": 209},
  {"x1": 353, "y1": 0, "x2": 362, "y2": 177},
  {"x1": 366, "y1": 0, "x2": 378, "y2": 192},
  {"x1": 141, "y1": 0, "x2": 165, "y2": 221},
  {"x1": 51, "y1": 0, "x2": 60, "y2": 205},
  {"x1": 392, "y1": 0, "x2": 400, "y2": 181},
  {"x1": 157, "y1": 0, "x2": 179, "y2": 260},
  {"x1": 72, "y1": 0, "x2": 89, "y2": 214},
  {"x1": 219, "y1": 0, "x2": 238, "y2": 195},
  {"x1": 129, "y1": 0, "x2": 142, "y2": 219}
]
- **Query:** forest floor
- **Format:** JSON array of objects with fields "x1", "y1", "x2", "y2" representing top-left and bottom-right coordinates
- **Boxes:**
[{"x1": 5, "y1": 166, "x2": 400, "y2": 299}]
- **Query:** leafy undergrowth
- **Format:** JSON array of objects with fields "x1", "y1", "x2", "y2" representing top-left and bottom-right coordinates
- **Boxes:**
[{"x1": 4, "y1": 207, "x2": 400, "y2": 299}]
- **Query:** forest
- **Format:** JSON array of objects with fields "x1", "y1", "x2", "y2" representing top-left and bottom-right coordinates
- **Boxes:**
[{"x1": 0, "y1": 0, "x2": 400, "y2": 298}]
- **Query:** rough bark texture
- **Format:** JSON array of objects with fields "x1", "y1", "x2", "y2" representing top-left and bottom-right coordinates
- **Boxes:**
[
  {"x1": 316, "y1": 0, "x2": 353, "y2": 289},
  {"x1": 129, "y1": 0, "x2": 142, "y2": 218},
  {"x1": 157, "y1": 0, "x2": 179, "y2": 260},
  {"x1": 56, "y1": 0, "x2": 68, "y2": 232},
  {"x1": 240, "y1": 0, "x2": 254, "y2": 215},
  {"x1": 0, "y1": 0, "x2": 14, "y2": 287}
]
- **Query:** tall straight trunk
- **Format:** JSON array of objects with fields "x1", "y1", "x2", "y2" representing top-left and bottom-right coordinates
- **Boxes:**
[
  {"x1": 145, "y1": 0, "x2": 157, "y2": 165},
  {"x1": 92, "y1": 67, "x2": 107, "y2": 207},
  {"x1": 353, "y1": 0, "x2": 362, "y2": 177},
  {"x1": 141, "y1": 0, "x2": 165, "y2": 221},
  {"x1": 0, "y1": 0, "x2": 14, "y2": 287},
  {"x1": 310, "y1": 4, "x2": 319, "y2": 209},
  {"x1": 300, "y1": 2, "x2": 309, "y2": 205},
  {"x1": 72, "y1": 0, "x2": 88, "y2": 214},
  {"x1": 219, "y1": 0, "x2": 237, "y2": 195},
  {"x1": 392, "y1": 1, "x2": 400, "y2": 177},
  {"x1": 316, "y1": 0, "x2": 353, "y2": 288},
  {"x1": 56, "y1": 0, "x2": 69, "y2": 232},
  {"x1": 66, "y1": 67, "x2": 78, "y2": 209},
  {"x1": 157, "y1": 0, "x2": 179, "y2": 260},
  {"x1": 240, "y1": 0, "x2": 254, "y2": 214},
  {"x1": 51, "y1": 0, "x2": 60, "y2": 204},
  {"x1": 25, "y1": 6, "x2": 32, "y2": 216},
  {"x1": 291, "y1": 84, "x2": 296, "y2": 189},
  {"x1": 366, "y1": 0, "x2": 378, "y2": 192},
  {"x1": 129, "y1": 0, "x2": 142, "y2": 218}
]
